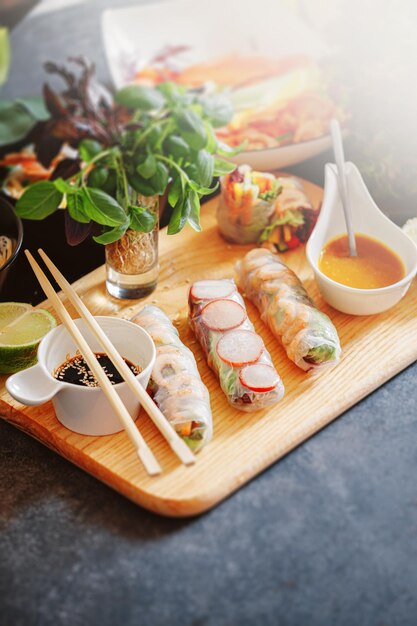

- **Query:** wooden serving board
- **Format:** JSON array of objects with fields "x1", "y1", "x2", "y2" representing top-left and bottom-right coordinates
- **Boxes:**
[{"x1": 1, "y1": 178, "x2": 417, "y2": 517}]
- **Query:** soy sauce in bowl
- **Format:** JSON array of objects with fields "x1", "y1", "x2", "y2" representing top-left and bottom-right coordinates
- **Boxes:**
[{"x1": 54, "y1": 352, "x2": 141, "y2": 387}]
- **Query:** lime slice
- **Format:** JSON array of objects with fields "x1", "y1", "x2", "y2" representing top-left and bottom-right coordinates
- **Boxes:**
[
  {"x1": 402, "y1": 218, "x2": 417, "y2": 245},
  {"x1": 0, "y1": 303, "x2": 56, "y2": 374}
]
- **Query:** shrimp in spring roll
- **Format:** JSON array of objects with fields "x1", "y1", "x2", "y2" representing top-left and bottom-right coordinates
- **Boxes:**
[
  {"x1": 189, "y1": 279, "x2": 284, "y2": 411},
  {"x1": 132, "y1": 305, "x2": 212, "y2": 452},
  {"x1": 217, "y1": 165, "x2": 280, "y2": 244},
  {"x1": 235, "y1": 248, "x2": 341, "y2": 371}
]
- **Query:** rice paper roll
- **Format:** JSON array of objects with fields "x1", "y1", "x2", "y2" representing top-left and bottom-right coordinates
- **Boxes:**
[
  {"x1": 189, "y1": 279, "x2": 284, "y2": 411},
  {"x1": 132, "y1": 305, "x2": 212, "y2": 452},
  {"x1": 217, "y1": 165, "x2": 280, "y2": 244},
  {"x1": 259, "y1": 176, "x2": 319, "y2": 252},
  {"x1": 235, "y1": 248, "x2": 341, "y2": 371}
]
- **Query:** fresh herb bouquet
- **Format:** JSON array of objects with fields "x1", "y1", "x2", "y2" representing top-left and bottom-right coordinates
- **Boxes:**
[{"x1": 13, "y1": 58, "x2": 238, "y2": 245}]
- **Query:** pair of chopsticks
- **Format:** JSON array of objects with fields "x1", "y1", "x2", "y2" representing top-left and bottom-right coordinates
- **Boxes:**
[{"x1": 25, "y1": 249, "x2": 195, "y2": 476}]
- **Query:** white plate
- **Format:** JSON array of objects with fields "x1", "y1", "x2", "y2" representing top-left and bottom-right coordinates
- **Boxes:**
[{"x1": 101, "y1": 0, "x2": 331, "y2": 171}]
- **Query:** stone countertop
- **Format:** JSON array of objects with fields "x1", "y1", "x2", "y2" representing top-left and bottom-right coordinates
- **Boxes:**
[{"x1": 1, "y1": 2, "x2": 417, "y2": 625}]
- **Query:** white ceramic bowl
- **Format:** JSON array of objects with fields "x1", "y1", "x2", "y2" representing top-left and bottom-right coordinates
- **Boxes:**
[
  {"x1": 306, "y1": 163, "x2": 417, "y2": 315},
  {"x1": 6, "y1": 316, "x2": 156, "y2": 436}
]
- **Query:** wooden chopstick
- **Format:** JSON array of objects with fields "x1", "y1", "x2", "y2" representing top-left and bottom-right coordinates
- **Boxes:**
[
  {"x1": 38, "y1": 248, "x2": 196, "y2": 467},
  {"x1": 24, "y1": 250, "x2": 162, "y2": 477}
]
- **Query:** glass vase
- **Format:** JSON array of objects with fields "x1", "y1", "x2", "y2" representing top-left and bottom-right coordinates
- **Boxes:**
[{"x1": 105, "y1": 194, "x2": 159, "y2": 299}]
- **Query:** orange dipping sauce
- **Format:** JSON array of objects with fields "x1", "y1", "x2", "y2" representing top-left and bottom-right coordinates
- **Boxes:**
[{"x1": 318, "y1": 233, "x2": 405, "y2": 289}]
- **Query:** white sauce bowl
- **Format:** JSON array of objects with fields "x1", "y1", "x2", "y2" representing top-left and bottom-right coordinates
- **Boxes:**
[{"x1": 307, "y1": 163, "x2": 417, "y2": 315}]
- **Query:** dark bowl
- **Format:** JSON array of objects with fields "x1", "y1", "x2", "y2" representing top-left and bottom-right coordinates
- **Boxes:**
[{"x1": 0, "y1": 195, "x2": 24, "y2": 292}]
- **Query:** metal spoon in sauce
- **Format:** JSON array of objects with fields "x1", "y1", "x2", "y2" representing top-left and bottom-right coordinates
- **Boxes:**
[{"x1": 330, "y1": 119, "x2": 357, "y2": 257}]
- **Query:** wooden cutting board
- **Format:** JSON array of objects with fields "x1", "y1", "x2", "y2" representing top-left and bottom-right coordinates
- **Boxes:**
[{"x1": 1, "y1": 178, "x2": 417, "y2": 517}]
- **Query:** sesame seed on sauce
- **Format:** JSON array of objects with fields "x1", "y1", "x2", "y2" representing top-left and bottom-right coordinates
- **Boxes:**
[{"x1": 54, "y1": 352, "x2": 141, "y2": 387}]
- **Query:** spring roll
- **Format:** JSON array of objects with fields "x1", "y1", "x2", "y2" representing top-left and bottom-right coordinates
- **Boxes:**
[
  {"x1": 235, "y1": 248, "x2": 341, "y2": 371},
  {"x1": 259, "y1": 177, "x2": 319, "y2": 252},
  {"x1": 189, "y1": 279, "x2": 284, "y2": 411},
  {"x1": 132, "y1": 305, "x2": 212, "y2": 452},
  {"x1": 217, "y1": 165, "x2": 280, "y2": 244}
]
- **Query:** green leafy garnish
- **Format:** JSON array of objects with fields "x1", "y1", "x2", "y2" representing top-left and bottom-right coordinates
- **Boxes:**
[
  {"x1": 129, "y1": 205, "x2": 158, "y2": 233},
  {"x1": 15, "y1": 181, "x2": 62, "y2": 220},
  {"x1": 9, "y1": 56, "x2": 241, "y2": 244},
  {"x1": 0, "y1": 98, "x2": 49, "y2": 147}
]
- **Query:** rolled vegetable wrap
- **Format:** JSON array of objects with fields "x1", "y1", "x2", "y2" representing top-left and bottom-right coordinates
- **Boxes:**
[
  {"x1": 259, "y1": 177, "x2": 319, "y2": 252},
  {"x1": 132, "y1": 305, "x2": 212, "y2": 452},
  {"x1": 189, "y1": 279, "x2": 284, "y2": 411},
  {"x1": 235, "y1": 248, "x2": 341, "y2": 371},
  {"x1": 216, "y1": 165, "x2": 280, "y2": 244}
]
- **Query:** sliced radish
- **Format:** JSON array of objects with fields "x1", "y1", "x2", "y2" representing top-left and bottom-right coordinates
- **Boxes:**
[
  {"x1": 216, "y1": 330, "x2": 263, "y2": 367},
  {"x1": 201, "y1": 299, "x2": 246, "y2": 331},
  {"x1": 239, "y1": 363, "x2": 280, "y2": 392},
  {"x1": 190, "y1": 280, "x2": 236, "y2": 302}
]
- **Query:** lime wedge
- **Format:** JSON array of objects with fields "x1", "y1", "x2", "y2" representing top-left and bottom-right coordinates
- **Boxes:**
[
  {"x1": 0, "y1": 303, "x2": 56, "y2": 374},
  {"x1": 402, "y1": 218, "x2": 417, "y2": 245}
]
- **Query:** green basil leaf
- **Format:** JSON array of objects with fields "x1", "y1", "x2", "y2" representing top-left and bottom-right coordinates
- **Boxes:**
[
  {"x1": 16, "y1": 96, "x2": 49, "y2": 121},
  {"x1": 200, "y1": 94, "x2": 233, "y2": 128},
  {"x1": 147, "y1": 126, "x2": 163, "y2": 148},
  {"x1": 129, "y1": 205, "x2": 157, "y2": 233},
  {"x1": 189, "y1": 180, "x2": 219, "y2": 196},
  {"x1": 181, "y1": 130, "x2": 207, "y2": 151},
  {"x1": 165, "y1": 135, "x2": 189, "y2": 158},
  {"x1": 82, "y1": 188, "x2": 128, "y2": 226},
  {"x1": 15, "y1": 181, "x2": 63, "y2": 220},
  {"x1": 136, "y1": 154, "x2": 157, "y2": 179},
  {"x1": 204, "y1": 121, "x2": 218, "y2": 153},
  {"x1": 156, "y1": 82, "x2": 181, "y2": 103},
  {"x1": 0, "y1": 102, "x2": 37, "y2": 147},
  {"x1": 176, "y1": 109, "x2": 204, "y2": 134},
  {"x1": 79, "y1": 139, "x2": 103, "y2": 163},
  {"x1": 128, "y1": 172, "x2": 157, "y2": 197},
  {"x1": 196, "y1": 149, "x2": 214, "y2": 187},
  {"x1": 167, "y1": 197, "x2": 188, "y2": 235},
  {"x1": 184, "y1": 163, "x2": 199, "y2": 182},
  {"x1": 54, "y1": 178, "x2": 77, "y2": 195},
  {"x1": 67, "y1": 192, "x2": 90, "y2": 224},
  {"x1": 168, "y1": 175, "x2": 184, "y2": 208},
  {"x1": 87, "y1": 166, "x2": 108, "y2": 188},
  {"x1": 150, "y1": 161, "x2": 169, "y2": 195},
  {"x1": 93, "y1": 223, "x2": 129, "y2": 245},
  {"x1": 115, "y1": 85, "x2": 165, "y2": 111},
  {"x1": 187, "y1": 190, "x2": 202, "y2": 232},
  {"x1": 213, "y1": 157, "x2": 236, "y2": 176},
  {"x1": 176, "y1": 110, "x2": 207, "y2": 149},
  {"x1": 101, "y1": 169, "x2": 117, "y2": 195}
]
